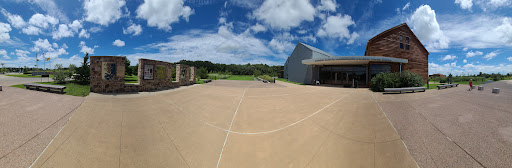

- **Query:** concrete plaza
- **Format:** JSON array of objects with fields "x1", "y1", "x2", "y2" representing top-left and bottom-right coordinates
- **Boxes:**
[{"x1": 30, "y1": 80, "x2": 416, "y2": 168}]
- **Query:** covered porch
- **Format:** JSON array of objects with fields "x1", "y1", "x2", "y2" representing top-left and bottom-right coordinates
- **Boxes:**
[{"x1": 302, "y1": 56, "x2": 408, "y2": 88}]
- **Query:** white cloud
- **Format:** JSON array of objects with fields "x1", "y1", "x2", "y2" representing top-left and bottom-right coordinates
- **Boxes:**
[
  {"x1": 31, "y1": 38, "x2": 53, "y2": 52},
  {"x1": 28, "y1": 0, "x2": 69, "y2": 23},
  {"x1": 229, "y1": 0, "x2": 263, "y2": 9},
  {"x1": 317, "y1": 14, "x2": 359, "y2": 44},
  {"x1": 508, "y1": 57, "x2": 512, "y2": 62},
  {"x1": 22, "y1": 26, "x2": 41, "y2": 35},
  {"x1": 440, "y1": 15, "x2": 512, "y2": 48},
  {"x1": 475, "y1": 0, "x2": 511, "y2": 11},
  {"x1": 136, "y1": 0, "x2": 194, "y2": 31},
  {"x1": 0, "y1": 22, "x2": 12, "y2": 42},
  {"x1": 52, "y1": 24, "x2": 74, "y2": 39},
  {"x1": 79, "y1": 41, "x2": 98, "y2": 54},
  {"x1": 68, "y1": 20, "x2": 82, "y2": 32},
  {"x1": 78, "y1": 29, "x2": 90, "y2": 38},
  {"x1": 253, "y1": 0, "x2": 315, "y2": 30},
  {"x1": 442, "y1": 54, "x2": 457, "y2": 61},
  {"x1": 52, "y1": 43, "x2": 58, "y2": 48},
  {"x1": 466, "y1": 50, "x2": 483, "y2": 58},
  {"x1": 15, "y1": 49, "x2": 30, "y2": 57},
  {"x1": 28, "y1": 13, "x2": 59, "y2": 29},
  {"x1": 455, "y1": 0, "x2": 473, "y2": 10},
  {"x1": 402, "y1": 2, "x2": 411, "y2": 10},
  {"x1": 62, "y1": 43, "x2": 68, "y2": 49},
  {"x1": 317, "y1": 0, "x2": 337, "y2": 12},
  {"x1": 244, "y1": 23, "x2": 267, "y2": 34},
  {"x1": 269, "y1": 38, "x2": 294, "y2": 53},
  {"x1": 123, "y1": 23, "x2": 143, "y2": 36},
  {"x1": 1, "y1": 9, "x2": 27, "y2": 29},
  {"x1": 409, "y1": 5, "x2": 449, "y2": 52},
  {"x1": 131, "y1": 27, "x2": 282, "y2": 65},
  {"x1": 463, "y1": 47, "x2": 468, "y2": 51},
  {"x1": 113, "y1": 39, "x2": 125, "y2": 47},
  {"x1": 0, "y1": 49, "x2": 8, "y2": 59},
  {"x1": 89, "y1": 27, "x2": 102, "y2": 33},
  {"x1": 463, "y1": 59, "x2": 468, "y2": 63},
  {"x1": 84, "y1": 0, "x2": 126, "y2": 26},
  {"x1": 483, "y1": 50, "x2": 499, "y2": 60}
]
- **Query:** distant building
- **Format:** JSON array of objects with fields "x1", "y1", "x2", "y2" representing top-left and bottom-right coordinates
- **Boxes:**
[
  {"x1": 429, "y1": 73, "x2": 446, "y2": 78},
  {"x1": 284, "y1": 23, "x2": 429, "y2": 87}
]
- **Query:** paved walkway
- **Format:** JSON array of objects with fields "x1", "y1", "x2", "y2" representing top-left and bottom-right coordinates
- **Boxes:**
[
  {"x1": 0, "y1": 74, "x2": 53, "y2": 86},
  {"x1": 30, "y1": 80, "x2": 417, "y2": 168},
  {"x1": 374, "y1": 80, "x2": 512, "y2": 168},
  {"x1": 0, "y1": 75, "x2": 84, "y2": 168}
]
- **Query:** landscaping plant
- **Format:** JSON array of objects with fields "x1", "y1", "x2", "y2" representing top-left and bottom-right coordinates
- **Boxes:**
[{"x1": 370, "y1": 71, "x2": 424, "y2": 92}]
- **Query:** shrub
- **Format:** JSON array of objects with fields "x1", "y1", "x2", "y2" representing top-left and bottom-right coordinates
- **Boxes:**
[
  {"x1": 53, "y1": 64, "x2": 72, "y2": 83},
  {"x1": 370, "y1": 71, "x2": 424, "y2": 92},
  {"x1": 197, "y1": 67, "x2": 208, "y2": 79},
  {"x1": 258, "y1": 75, "x2": 274, "y2": 82},
  {"x1": 439, "y1": 78, "x2": 447, "y2": 83}
]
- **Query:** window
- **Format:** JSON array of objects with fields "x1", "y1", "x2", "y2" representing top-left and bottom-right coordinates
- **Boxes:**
[
  {"x1": 406, "y1": 45, "x2": 410, "y2": 50},
  {"x1": 406, "y1": 37, "x2": 409, "y2": 43},
  {"x1": 399, "y1": 35, "x2": 403, "y2": 41},
  {"x1": 400, "y1": 43, "x2": 403, "y2": 49}
]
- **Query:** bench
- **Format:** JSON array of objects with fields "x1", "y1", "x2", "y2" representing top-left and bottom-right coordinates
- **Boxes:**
[
  {"x1": 384, "y1": 87, "x2": 427, "y2": 93},
  {"x1": 23, "y1": 83, "x2": 66, "y2": 94},
  {"x1": 203, "y1": 79, "x2": 212, "y2": 83},
  {"x1": 437, "y1": 83, "x2": 459, "y2": 89}
]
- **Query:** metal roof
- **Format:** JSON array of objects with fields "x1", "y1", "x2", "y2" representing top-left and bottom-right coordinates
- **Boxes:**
[
  {"x1": 299, "y1": 42, "x2": 334, "y2": 57},
  {"x1": 302, "y1": 56, "x2": 408, "y2": 65}
]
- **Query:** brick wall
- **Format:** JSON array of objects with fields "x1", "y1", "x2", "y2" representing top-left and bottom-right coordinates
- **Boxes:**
[{"x1": 365, "y1": 25, "x2": 429, "y2": 83}]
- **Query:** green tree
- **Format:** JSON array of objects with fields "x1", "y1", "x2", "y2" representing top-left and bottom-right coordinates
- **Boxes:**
[
  {"x1": 125, "y1": 59, "x2": 132, "y2": 76},
  {"x1": 68, "y1": 64, "x2": 77, "y2": 74},
  {"x1": 53, "y1": 64, "x2": 72, "y2": 83},
  {"x1": 74, "y1": 53, "x2": 90, "y2": 84},
  {"x1": 197, "y1": 67, "x2": 208, "y2": 79}
]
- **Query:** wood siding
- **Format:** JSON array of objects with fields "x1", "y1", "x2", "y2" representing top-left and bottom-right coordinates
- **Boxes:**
[{"x1": 365, "y1": 25, "x2": 429, "y2": 83}]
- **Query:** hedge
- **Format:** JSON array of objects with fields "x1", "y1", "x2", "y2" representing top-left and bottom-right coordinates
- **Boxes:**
[{"x1": 370, "y1": 71, "x2": 424, "y2": 92}]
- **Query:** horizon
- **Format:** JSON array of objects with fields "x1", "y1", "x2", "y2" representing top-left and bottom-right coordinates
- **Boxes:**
[{"x1": 0, "y1": 0, "x2": 511, "y2": 75}]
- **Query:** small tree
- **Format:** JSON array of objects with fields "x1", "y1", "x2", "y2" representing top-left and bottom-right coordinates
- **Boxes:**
[
  {"x1": 125, "y1": 59, "x2": 132, "y2": 76},
  {"x1": 197, "y1": 67, "x2": 208, "y2": 79},
  {"x1": 74, "y1": 53, "x2": 90, "y2": 84},
  {"x1": 68, "y1": 64, "x2": 77, "y2": 74},
  {"x1": 53, "y1": 64, "x2": 72, "y2": 83}
]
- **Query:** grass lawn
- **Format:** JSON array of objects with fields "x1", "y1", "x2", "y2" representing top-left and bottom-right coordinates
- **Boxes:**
[
  {"x1": 276, "y1": 78, "x2": 304, "y2": 85},
  {"x1": 125, "y1": 75, "x2": 138, "y2": 83},
  {"x1": 430, "y1": 79, "x2": 490, "y2": 86},
  {"x1": 207, "y1": 74, "x2": 231, "y2": 80},
  {"x1": 206, "y1": 74, "x2": 255, "y2": 80},
  {"x1": 7, "y1": 74, "x2": 54, "y2": 78},
  {"x1": 225, "y1": 75, "x2": 255, "y2": 80},
  {"x1": 424, "y1": 83, "x2": 441, "y2": 89},
  {"x1": 195, "y1": 79, "x2": 206, "y2": 84},
  {"x1": 11, "y1": 81, "x2": 90, "y2": 97}
]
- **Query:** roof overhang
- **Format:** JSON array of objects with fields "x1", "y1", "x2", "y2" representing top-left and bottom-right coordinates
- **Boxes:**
[{"x1": 302, "y1": 56, "x2": 408, "y2": 65}]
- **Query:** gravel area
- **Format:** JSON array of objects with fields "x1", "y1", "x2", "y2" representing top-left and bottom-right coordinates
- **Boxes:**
[
  {"x1": 377, "y1": 80, "x2": 512, "y2": 168},
  {"x1": 0, "y1": 79, "x2": 84, "y2": 168}
]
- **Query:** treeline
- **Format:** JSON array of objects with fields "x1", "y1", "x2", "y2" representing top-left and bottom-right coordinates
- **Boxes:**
[{"x1": 175, "y1": 60, "x2": 284, "y2": 77}]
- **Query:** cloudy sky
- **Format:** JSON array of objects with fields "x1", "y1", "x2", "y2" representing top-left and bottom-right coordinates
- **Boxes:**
[{"x1": 0, "y1": 0, "x2": 511, "y2": 75}]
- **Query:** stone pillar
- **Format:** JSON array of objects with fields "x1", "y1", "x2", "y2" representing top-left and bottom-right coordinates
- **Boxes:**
[
  {"x1": 190, "y1": 66, "x2": 196, "y2": 83},
  {"x1": 176, "y1": 64, "x2": 182, "y2": 83}
]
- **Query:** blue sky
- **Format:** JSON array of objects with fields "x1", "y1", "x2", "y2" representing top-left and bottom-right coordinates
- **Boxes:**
[{"x1": 0, "y1": 0, "x2": 511, "y2": 75}]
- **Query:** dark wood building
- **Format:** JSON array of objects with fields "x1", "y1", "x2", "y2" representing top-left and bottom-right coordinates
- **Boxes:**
[{"x1": 364, "y1": 23, "x2": 430, "y2": 82}]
